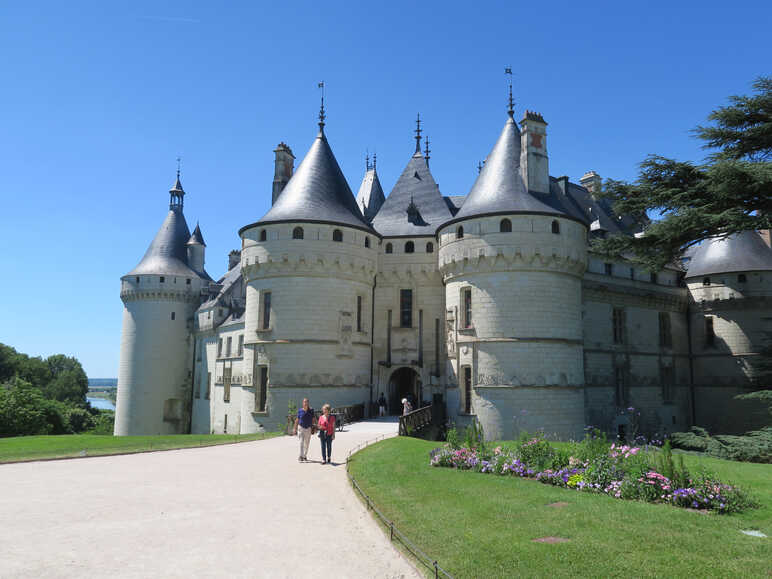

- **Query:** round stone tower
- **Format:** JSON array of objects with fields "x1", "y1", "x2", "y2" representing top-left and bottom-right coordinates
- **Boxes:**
[
  {"x1": 684, "y1": 230, "x2": 772, "y2": 433},
  {"x1": 115, "y1": 175, "x2": 207, "y2": 435},
  {"x1": 438, "y1": 107, "x2": 588, "y2": 441},
  {"x1": 239, "y1": 114, "x2": 378, "y2": 427}
]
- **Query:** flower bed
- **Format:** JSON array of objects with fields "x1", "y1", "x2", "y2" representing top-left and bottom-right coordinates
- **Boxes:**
[{"x1": 430, "y1": 431, "x2": 759, "y2": 513}]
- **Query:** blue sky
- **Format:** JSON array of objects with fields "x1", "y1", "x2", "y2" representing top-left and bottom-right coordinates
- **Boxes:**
[{"x1": 0, "y1": 0, "x2": 769, "y2": 378}]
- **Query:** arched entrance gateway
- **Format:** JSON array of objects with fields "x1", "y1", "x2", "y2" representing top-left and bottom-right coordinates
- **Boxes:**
[{"x1": 388, "y1": 367, "x2": 421, "y2": 415}]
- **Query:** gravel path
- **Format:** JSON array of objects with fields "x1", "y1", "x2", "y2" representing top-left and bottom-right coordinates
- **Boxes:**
[{"x1": 0, "y1": 419, "x2": 420, "y2": 579}]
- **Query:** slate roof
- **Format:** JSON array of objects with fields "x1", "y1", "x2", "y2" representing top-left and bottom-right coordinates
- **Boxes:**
[
  {"x1": 252, "y1": 130, "x2": 373, "y2": 232},
  {"x1": 187, "y1": 223, "x2": 206, "y2": 246},
  {"x1": 371, "y1": 151, "x2": 453, "y2": 236},
  {"x1": 449, "y1": 114, "x2": 583, "y2": 224},
  {"x1": 126, "y1": 208, "x2": 198, "y2": 277},
  {"x1": 685, "y1": 231, "x2": 772, "y2": 278},
  {"x1": 355, "y1": 168, "x2": 386, "y2": 222}
]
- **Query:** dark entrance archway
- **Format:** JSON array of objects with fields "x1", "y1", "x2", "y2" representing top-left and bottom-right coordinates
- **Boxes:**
[{"x1": 388, "y1": 367, "x2": 421, "y2": 415}]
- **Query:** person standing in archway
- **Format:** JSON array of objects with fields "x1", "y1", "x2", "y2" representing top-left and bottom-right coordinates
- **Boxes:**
[
  {"x1": 378, "y1": 392, "x2": 387, "y2": 417},
  {"x1": 402, "y1": 397, "x2": 412, "y2": 416},
  {"x1": 292, "y1": 398, "x2": 315, "y2": 462}
]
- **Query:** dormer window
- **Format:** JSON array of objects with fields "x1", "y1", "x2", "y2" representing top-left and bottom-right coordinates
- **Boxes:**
[
  {"x1": 703, "y1": 277, "x2": 711, "y2": 286},
  {"x1": 385, "y1": 243, "x2": 393, "y2": 254},
  {"x1": 365, "y1": 237, "x2": 370, "y2": 248},
  {"x1": 293, "y1": 227, "x2": 304, "y2": 240},
  {"x1": 259, "y1": 230, "x2": 267, "y2": 241},
  {"x1": 551, "y1": 220, "x2": 560, "y2": 234},
  {"x1": 135, "y1": 276, "x2": 140, "y2": 283},
  {"x1": 405, "y1": 241, "x2": 414, "y2": 253},
  {"x1": 500, "y1": 218, "x2": 512, "y2": 232},
  {"x1": 738, "y1": 274, "x2": 747, "y2": 283},
  {"x1": 160, "y1": 276, "x2": 165, "y2": 283},
  {"x1": 456, "y1": 226, "x2": 464, "y2": 239},
  {"x1": 426, "y1": 242, "x2": 434, "y2": 253},
  {"x1": 333, "y1": 229, "x2": 343, "y2": 242}
]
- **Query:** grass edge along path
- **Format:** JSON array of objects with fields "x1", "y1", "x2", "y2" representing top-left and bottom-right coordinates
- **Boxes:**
[
  {"x1": 346, "y1": 434, "x2": 453, "y2": 578},
  {"x1": 348, "y1": 437, "x2": 772, "y2": 578},
  {"x1": 0, "y1": 432, "x2": 281, "y2": 464}
]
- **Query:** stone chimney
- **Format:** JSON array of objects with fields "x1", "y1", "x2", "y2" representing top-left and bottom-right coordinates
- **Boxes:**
[
  {"x1": 580, "y1": 171, "x2": 602, "y2": 199},
  {"x1": 272, "y1": 142, "x2": 295, "y2": 205},
  {"x1": 519, "y1": 111, "x2": 549, "y2": 194},
  {"x1": 228, "y1": 250, "x2": 241, "y2": 271}
]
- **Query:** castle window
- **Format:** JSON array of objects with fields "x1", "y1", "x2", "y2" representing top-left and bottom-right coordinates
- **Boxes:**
[
  {"x1": 612, "y1": 308, "x2": 625, "y2": 344},
  {"x1": 186, "y1": 278, "x2": 191, "y2": 285},
  {"x1": 333, "y1": 229, "x2": 343, "y2": 242},
  {"x1": 703, "y1": 277, "x2": 711, "y2": 286},
  {"x1": 365, "y1": 237, "x2": 370, "y2": 248},
  {"x1": 426, "y1": 242, "x2": 434, "y2": 253},
  {"x1": 385, "y1": 243, "x2": 393, "y2": 254},
  {"x1": 614, "y1": 365, "x2": 628, "y2": 406},
  {"x1": 551, "y1": 220, "x2": 560, "y2": 234},
  {"x1": 630, "y1": 267, "x2": 635, "y2": 280},
  {"x1": 405, "y1": 241, "x2": 414, "y2": 253},
  {"x1": 705, "y1": 317, "x2": 715, "y2": 347},
  {"x1": 661, "y1": 365, "x2": 675, "y2": 403},
  {"x1": 462, "y1": 365, "x2": 472, "y2": 414},
  {"x1": 135, "y1": 276, "x2": 140, "y2": 283},
  {"x1": 456, "y1": 226, "x2": 464, "y2": 239},
  {"x1": 262, "y1": 292, "x2": 272, "y2": 330},
  {"x1": 604, "y1": 263, "x2": 613, "y2": 276},
  {"x1": 205, "y1": 372, "x2": 211, "y2": 399},
  {"x1": 171, "y1": 312, "x2": 175, "y2": 321},
  {"x1": 226, "y1": 336, "x2": 232, "y2": 357},
  {"x1": 237, "y1": 334, "x2": 244, "y2": 357},
  {"x1": 259, "y1": 230, "x2": 267, "y2": 241},
  {"x1": 658, "y1": 312, "x2": 672, "y2": 348},
  {"x1": 255, "y1": 366, "x2": 268, "y2": 411},
  {"x1": 356, "y1": 295, "x2": 363, "y2": 332},
  {"x1": 217, "y1": 338, "x2": 223, "y2": 358},
  {"x1": 293, "y1": 227, "x2": 304, "y2": 240},
  {"x1": 738, "y1": 274, "x2": 747, "y2": 283},
  {"x1": 223, "y1": 367, "x2": 232, "y2": 403},
  {"x1": 500, "y1": 218, "x2": 512, "y2": 232},
  {"x1": 463, "y1": 287, "x2": 473, "y2": 328},
  {"x1": 650, "y1": 272, "x2": 658, "y2": 284},
  {"x1": 400, "y1": 289, "x2": 413, "y2": 328},
  {"x1": 195, "y1": 374, "x2": 201, "y2": 399},
  {"x1": 160, "y1": 276, "x2": 165, "y2": 283}
]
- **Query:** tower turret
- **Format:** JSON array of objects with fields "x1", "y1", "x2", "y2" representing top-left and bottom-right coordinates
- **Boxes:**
[
  {"x1": 186, "y1": 222, "x2": 208, "y2": 278},
  {"x1": 115, "y1": 173, "x2": 206, "y2": 435},
  {"x1": 438, "y1": 105, "x2": 588, "y2": 440}
]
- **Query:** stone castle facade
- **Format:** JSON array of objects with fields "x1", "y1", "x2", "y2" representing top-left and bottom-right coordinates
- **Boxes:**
[{"x1": 115, "y1": 103, "x2": 772, "y2": 440}]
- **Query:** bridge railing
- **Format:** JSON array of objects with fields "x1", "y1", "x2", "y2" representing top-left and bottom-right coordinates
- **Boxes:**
[{"x1": 398, "y1": 404, "x2": 432, "y2": 436}]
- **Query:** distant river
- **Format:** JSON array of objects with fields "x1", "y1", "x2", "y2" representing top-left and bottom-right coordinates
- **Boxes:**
[{"x1": 87, "y1": 397, "x2": 116, "y2": 411}]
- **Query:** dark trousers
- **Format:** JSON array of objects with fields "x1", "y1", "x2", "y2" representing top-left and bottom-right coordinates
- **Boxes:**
[{"x1": 320, "y1": 431, "x2": 333, "y2": 462}]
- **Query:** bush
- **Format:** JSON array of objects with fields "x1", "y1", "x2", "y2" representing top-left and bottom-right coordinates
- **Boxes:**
[
  {"x1": 0, "y1": 378, "x2": 50, "y2": 436},
  {"x1": 515, "y1": 431, "x2": 555, "y2": 471},
  {"x1": 88, "y1": 411, "x2": 115, "y2": 434},
  {"x1": 671, "y1": 426, "x2": 772, "y2": 463}
]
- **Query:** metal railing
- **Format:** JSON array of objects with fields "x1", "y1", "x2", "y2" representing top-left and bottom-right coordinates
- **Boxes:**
[
  {"x1": 398, "y1": 404, "x2": 433, "y2": 436},
  {"x1": 346, "y1": 434, "x2": 453, "y2": 579}
]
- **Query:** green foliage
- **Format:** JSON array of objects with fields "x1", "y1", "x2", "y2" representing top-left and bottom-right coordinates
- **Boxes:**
[
  {"x1": 651, "y1": 440, "x2": 690, "y2": 489},
  {"x1": 734, "y1": 389, "x2": 772, "y2": 415},
  {"x1": 445, "y1": 425, "x2": 460, "y2": 449},
  {"x1": 464, "y1": 419, "x2": 485, "y2": 454},
  {"x1": 593, "y1": 76, "x2": 772, "y2": 270},
  {"x1": 671, "y1": 426, "x2": 772, "y2": 463},
  {"x1": 572, "y1": 427, "x2": 610, "y2": 463},
  {"x1": 88, "y1": 411, "x2": 115, "y2": 435},
  {"x1": 0, "y1": 378, "x2": 50, "y2": 436},
  {"x1": 515, "y1": 431, "x2": 555, "y2": 471}
]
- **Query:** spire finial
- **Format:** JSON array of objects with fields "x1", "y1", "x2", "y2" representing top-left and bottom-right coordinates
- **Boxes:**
[
  {"x1": 414, "y1": 113, "x2": 422, "y2": 153},
  {"x1": 372, "y1": 152, "x2": 377, "y2": 171},
  {"x1": 318, "y1": 81, "x2": 326, "y2": 133},
  {"x1": 176, "y1": 156, "x2": 181, "y2": 180},
  {"x1": 477, "y1": 161, "x2": 483, "y2": 174},
  {"x1": 366, "y1": 151, "x2": 371, "y2": 171},
  {"x1": 424, "y1": 135, "x2": 431, "y2": 167},
  {"x1": 505, "y1": 66, "x2": 514, "y2": 118}
]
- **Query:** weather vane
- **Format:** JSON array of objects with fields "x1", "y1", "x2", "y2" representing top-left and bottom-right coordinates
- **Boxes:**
[
  {"x1": 414, "y1": 113, "x2": 422, "y2": 153},
  {"x1": 505, "y1": 66, "x2": 514, "y2": 117},
  {"x1": 318, "y1": 81, "x2": 326, "y2": 131}
]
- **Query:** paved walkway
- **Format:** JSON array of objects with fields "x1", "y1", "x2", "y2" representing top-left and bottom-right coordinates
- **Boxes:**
[{"x1": 0, "y1": 419, "x2": 420, "y2": 579}]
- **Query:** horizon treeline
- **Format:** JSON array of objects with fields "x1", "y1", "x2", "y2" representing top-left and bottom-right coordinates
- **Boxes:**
[{"x1": 0, "y1": 343, "x2": 113, "y2": 437}]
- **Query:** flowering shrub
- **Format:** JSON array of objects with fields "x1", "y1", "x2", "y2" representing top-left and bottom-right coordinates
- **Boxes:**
[{"x1": 429, "y1": 432, "x2": 759, "y2": 514}]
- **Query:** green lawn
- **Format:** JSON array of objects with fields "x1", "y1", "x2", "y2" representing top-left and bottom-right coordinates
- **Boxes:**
[
  {"x1": 0, "y1": 432, "x2": 280, "y2": 463},
  {"x1": 349, "y1": 437, "x2": 772, "y2": 578}
]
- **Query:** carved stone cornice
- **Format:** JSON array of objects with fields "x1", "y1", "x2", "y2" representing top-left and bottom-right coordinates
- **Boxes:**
[
  {"x1": 120, "y1": 289, "x2": 201, "y2": 304},
  {"x1": 582, "y1": 280, "x2": 687, "y2": 311},
  {"x1": 440, "y1": 248, "x2": 586, "y2": 281},
  {"x1": 692, "y1": 295, "x2": 772, "y2": 312},
  {"x1": 242, "y1": 252, "x2": 376, "y2": 284}
]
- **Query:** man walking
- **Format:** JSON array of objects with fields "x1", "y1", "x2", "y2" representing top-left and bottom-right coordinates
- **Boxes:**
[{"x1": 292, "y1": 398, "x2": 315, "y2": 462}]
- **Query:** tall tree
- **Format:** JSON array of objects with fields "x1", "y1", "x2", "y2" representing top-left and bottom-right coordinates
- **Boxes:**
[{"x1": 594, "y1": 77, "x2": 772, "y2": 271}]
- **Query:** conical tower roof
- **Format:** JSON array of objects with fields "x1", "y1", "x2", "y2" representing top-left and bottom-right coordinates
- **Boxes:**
[
  {"x1": 255, "y1": 131, "x2": 373, "y2": 232},
  {"x1": 685, "y1": 230, "x2": 772, "y2": 278},
  {"x1": 126, "y1": 208, "x2": 197, "y2": 277},
  {"x1": 356, "y1": 167, "x2": 386, "y2": 222},
  {"x1": 187, "y1": 222, "x2": 206, "y2": 246},
  {"x1": 449, "y1": 114, "x2": 575, "y2": 224},
  {"x1": 371, "y1": 151, "x2": 453, "y2": 236}
]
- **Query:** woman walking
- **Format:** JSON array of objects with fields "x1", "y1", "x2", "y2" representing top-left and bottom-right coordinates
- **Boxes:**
[{"x1": 317, "y1": 404, "x2": 336, "y2": 464}]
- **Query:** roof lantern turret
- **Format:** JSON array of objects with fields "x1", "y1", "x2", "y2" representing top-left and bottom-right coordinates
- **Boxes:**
[{"x1": 169, "y1": 159, "x2": 184, "y2": 211}]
